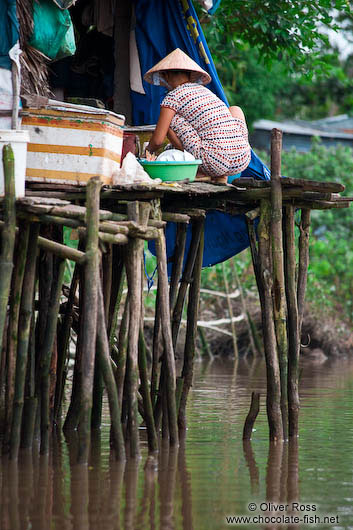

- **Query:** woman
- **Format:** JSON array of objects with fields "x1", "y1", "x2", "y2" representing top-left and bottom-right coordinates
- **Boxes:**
[{"x1": 144, "y1": 48, "x2": 251, "y2": 183}]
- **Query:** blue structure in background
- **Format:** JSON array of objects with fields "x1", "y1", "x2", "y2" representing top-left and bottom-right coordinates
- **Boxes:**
[
  {"x1": 133, "y1": 0, "x2": 270, "y2": 268},
  {"x1": 0, "y1": 0, "x2": 19, "y2": 70}
]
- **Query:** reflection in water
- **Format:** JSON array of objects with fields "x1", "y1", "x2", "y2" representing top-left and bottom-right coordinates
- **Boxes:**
[
  {"x1": 243, "y1": 439, "x2": 300, "y2": 529},
  {"x1": 1, "y1": 357, "x2": 353, "y2": 529}
]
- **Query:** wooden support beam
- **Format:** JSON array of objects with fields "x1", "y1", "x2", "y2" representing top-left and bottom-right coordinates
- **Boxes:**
[
  {"x1": 178, "y1": 220, "x2": 204, "y2": 430},
  {"x1": 270, "y1": 128, "x2": 288, "y2": 439},
  {"x1": 284, "y1": 205, "x2": 300, "y2": 438},
  {"x1": 9, "y1": 224, "x2": 40, "y2": 459},
  {"x1": 0, "y1": 145, "x2": 16, "y2": 370},
  {"x1": 153, "y1": 200, "x2": 179, "y2": 446},
  {"x1": 77, "y1": 177, "x2": 101, "y2": 464},
  {"x1": 258, "y1": 199, "x2": 283, "y2": 442}
]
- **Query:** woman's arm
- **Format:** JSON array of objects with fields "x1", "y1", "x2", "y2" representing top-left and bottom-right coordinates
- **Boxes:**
[{"x1": 146, "y1": 107, "x2": 176, "y2": 153}]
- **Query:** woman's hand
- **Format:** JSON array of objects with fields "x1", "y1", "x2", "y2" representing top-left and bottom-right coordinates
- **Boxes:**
[{"x1": 145, "y1": 150, "x2": 157, "y2": 161}]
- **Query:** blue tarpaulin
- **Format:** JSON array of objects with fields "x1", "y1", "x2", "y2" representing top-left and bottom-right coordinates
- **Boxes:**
[
  {"x1": 0, "y1": 0, "x2": 19, "y2": 70},
  {"x1": 133, "y1": 0, "x2": 270, "y2": 268}
]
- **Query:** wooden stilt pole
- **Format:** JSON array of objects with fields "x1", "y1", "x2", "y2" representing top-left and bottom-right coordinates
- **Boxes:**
[
  {"x1": 169, "y1": 223, "x2": 187, "y2": 313},
  {"x1": 270, "y1": 128, "x2": 288, "y2": 439},
  {"x1": 20, "y1": 308, "x2": 37, "y2": 449},
  {"x1": 39, "y1": 258, "x2": 66, "y2": 454},
  {"x1": 178, "y1": 221, "x2": 204, "y2": 430},
  {"x1": 258, "y1": 199, "x2": 283, "y2": 442},
  {"x1": 3, "y1": 222, "x2": 30, "y2": 449},
  {"x1": 151, "y1": 285, "x2": 162, "y2": 409},
  {"x1": 171, "y1": 219, "x2": 203, "y2": 350},
  {"x1": 297, "y1": 209, "x2": 311, "y2": 331},
  {"x1": 63, "y1": 259, "x2": 84, "y2": 433},
  {"x1": 54, "y1": 260, "x2": 80, "y2": 423},
  {"x1": 154, "y1": 204, "x2": 179, "y2": 446},
  {"x1": 124, "y1": 201, "x2": 148, "y2": 456},
  {"x1": 96, "y1": 281, "x2": 126, "y2": 461},
  {"x1": 221, "y1": 261, "x2": 238, "y2": 358},
  {"x1": 9, "y1": 223, "x2": 40, "y2": 459},
  {"x1": 0, "y1": 145, "x2": 16, "y2": 368},
  {"x1": 242, "y1": 392, "x2": 260, "y2": 440},
  {"x1": 108, "y1": 261, "x2": 125, "y2": 353},
  {"x1": 116, "y1": 297, "x2": 129, "y2": 409},
  {"x1": 77, "y1": 177, "x2": 101, "y2": 464},
  {"x1": 138, "y1": 326, "x2": 158, "y2": 453},
  {"x1": 284, "y1": 206, "x2": 300, "y2": 437}
]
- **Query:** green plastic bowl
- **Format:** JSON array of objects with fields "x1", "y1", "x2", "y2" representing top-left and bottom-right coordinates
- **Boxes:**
[{"x1": 139, "y1": 159, "x2": 202, "y2": 182}]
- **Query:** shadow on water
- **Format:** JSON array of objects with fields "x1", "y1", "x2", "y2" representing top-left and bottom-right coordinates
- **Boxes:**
[{"x1": 1, "y1": 356, "x2": 353, "y2": 529}]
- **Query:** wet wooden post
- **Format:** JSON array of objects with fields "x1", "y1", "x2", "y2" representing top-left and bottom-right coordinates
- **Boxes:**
[
  {"x1": 153, "y1": 200, "x2": 179, "y2": 446},
  {"x1": 171, "y1": 217, "x2": 204, "y2": 350},
  {"x1": 0, "y1": 145, "x2": 16, "y2": 368},
  {"x1": 39, "y1": 257, "x2": 66, "y2": 454},
  {"x1": 284, "y1": 205, "x2": 300, "y2": 438},
  {"x1": 96, "y1": 281, "x2": 126, "y2": 461},
  {"x1": 297, "y1": 209, "x2": 311, "y2": 330},
  {"x1": 77, "y1": 177, "x2": 101, "y2": 464},
  {"x1": 9, "y1": 223, "x2": 40, "y2": 459},
  {"x1": 178, "y1": 219, "x2": 204, "y2": 430},
  {"x1": 4, "y1": 222, "x2": 30, "y2": 448},
  {"x1": 124, "y1": 201, "x2": 149, "y2": 456},
  {"x1": 270, "y1": 128, "x2": 288, "y2": 439},
  {"x1": 257, "y1": 199, "x2": 283, "y2": 441},
  {"x1": 243, "y1": 392, "x2": 260, "y2": 441}
]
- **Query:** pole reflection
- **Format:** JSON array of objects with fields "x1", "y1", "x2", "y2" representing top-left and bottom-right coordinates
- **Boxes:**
[{"x1": 243, "y1": 438, "x2": 300, "y2": 530}]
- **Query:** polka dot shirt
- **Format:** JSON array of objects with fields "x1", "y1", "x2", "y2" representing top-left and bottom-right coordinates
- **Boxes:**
[{"x1": 161, "y1": 83, "x2": 251, "y2": 177}]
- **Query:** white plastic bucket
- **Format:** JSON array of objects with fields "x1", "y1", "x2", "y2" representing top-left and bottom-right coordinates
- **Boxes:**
[{"x1": 0, "y1": 129, "x2": 30, "y2": 198}]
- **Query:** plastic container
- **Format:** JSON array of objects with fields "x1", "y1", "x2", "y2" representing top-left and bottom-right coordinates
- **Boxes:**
[
  {"x1": 139, "y1": 159, "x2": 202, "y2": 182},
  {"x1": 0, "y1": 129, "x2": 30, "y2": 197},
  {"x1": 22, "y1": 104, "x2": 125, "y2": 186}
]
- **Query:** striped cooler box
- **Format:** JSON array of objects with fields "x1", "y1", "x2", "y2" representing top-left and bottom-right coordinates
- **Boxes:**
[{"x1": 22, "y1": 105, "x2": 125, "y2": 186}]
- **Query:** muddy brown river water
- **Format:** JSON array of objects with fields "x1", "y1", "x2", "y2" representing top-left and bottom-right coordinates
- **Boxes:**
[{"x1": 1, "y1": 356, "x2": 353, "y2": 529}]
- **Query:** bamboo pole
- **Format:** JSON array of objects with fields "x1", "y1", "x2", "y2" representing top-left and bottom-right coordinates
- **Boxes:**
[
  {"x1": 124, "y1": 201, "x2": 146, "y2": 456},
  {"x1": 4, "y1": 222, "x2": 30, "y2": 448},
  {"x1": 151, "y1": 285, "x2": 162, "y2": 409},
  {"x1": 258, "y1": 199, "x2": 283, "y2": 442},
  {"x1": 169, "y1": 223, "x2": 187, "y2": 313},
  {"x1": 297, "y1": 209, "x2": 311, "y2": 330},
  {"x1": 178, "y1": 221, "x2": 204, "y2": 430},
  {"x1": 0, "y1": 144, "x2": 16, "y2": 368},
  {"x1": 9, "y1": 223, "x2": 40, "y2": 459},
  {"x1": 284, "y1": 205, "x2": 300, "y2": 438},
  {"x1": 138, "y1": 326, "x2": 158, "y2": 453},
  {"x1": 77, "y1": 177, "x2": 101, "y2": 464},
  {"x1": 221, "y1": 261, "x2": 238, "y2": 358},
  {"x1": 154, "y1": 209, "x2": 179, "y2": 446},
  {"x1": 54, "y1": 261, "x2": 80, "y2": 423},
  {"x1": 96, "y1": 282, "x2": 126, "y2": 461},
  {"x1": 63, "y1": 249, "x2": 85, "y2": 433},
  {"x1": 39, "y1": 258, "x2": 66, "y2": 454},
  {"x1": 171, "y1": 219, "x2": 203, "y2": 350},
  {"x1": 242, "y1": 392, "x2": 260, "y2": 440},
  {"x1": 270, "y1": 128, "x2": 288, "y2": 439},
  {"x1": 108, "y1": 262, "x2": 125, "y2": 353},
  {"x1": 20, "y1": 308, "x2": 37, "y2": 449},
  {"x1": 116, "y1": 298, "x2": 129, "y2": 409}
]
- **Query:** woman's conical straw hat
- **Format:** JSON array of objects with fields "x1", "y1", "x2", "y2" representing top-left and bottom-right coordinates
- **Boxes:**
[{"x1": 144, "y1": 48, "x2": 212, "y2": 86}]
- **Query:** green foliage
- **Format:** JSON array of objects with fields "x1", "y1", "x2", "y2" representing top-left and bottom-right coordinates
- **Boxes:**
[
  {"x1": 196, "y1": 1, "x2": 353, "y2": 124},
  {"x1": 197, "y1": 0, "x2": 350, "y2": 73}
]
